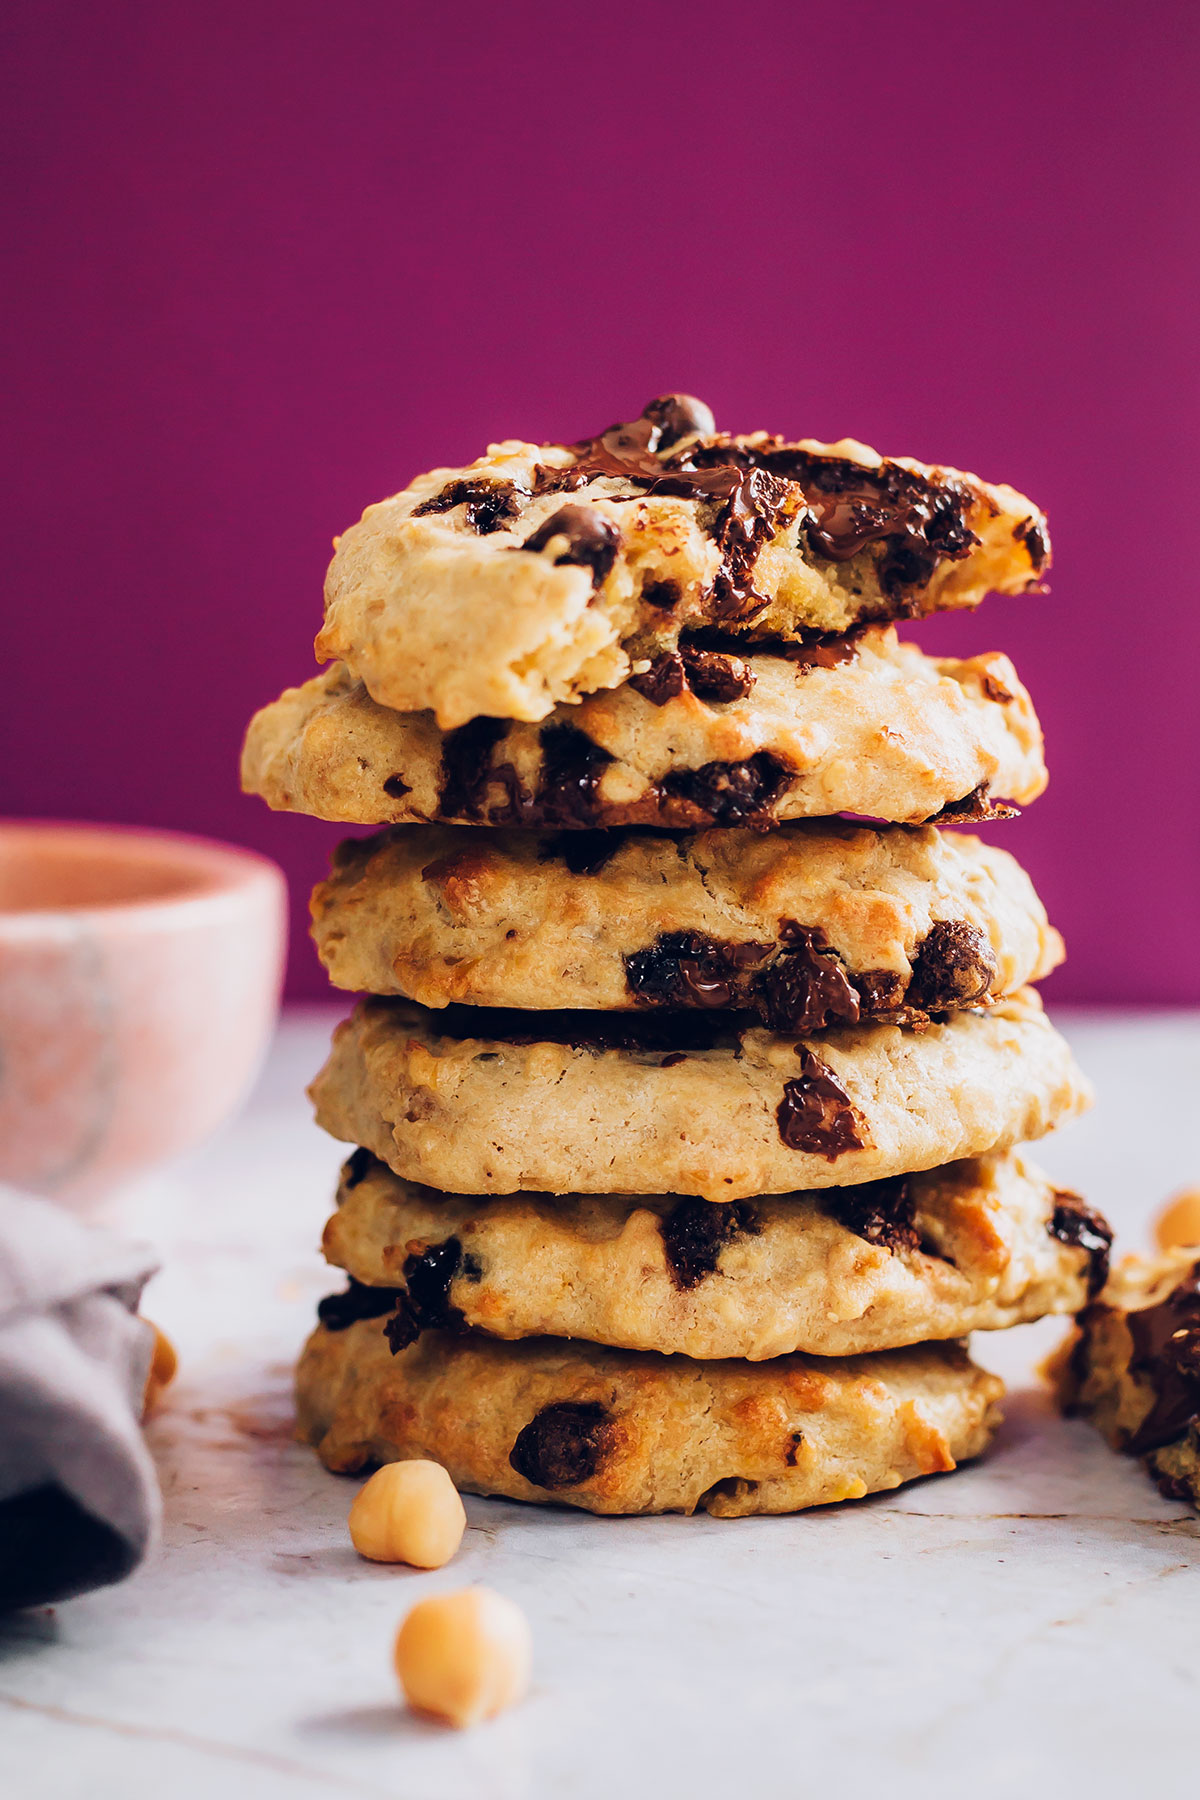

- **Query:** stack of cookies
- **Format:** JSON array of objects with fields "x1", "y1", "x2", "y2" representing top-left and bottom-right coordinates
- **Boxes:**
[{"x1": 242, "y1": 395, "x2": 1109, "y2": 1517}]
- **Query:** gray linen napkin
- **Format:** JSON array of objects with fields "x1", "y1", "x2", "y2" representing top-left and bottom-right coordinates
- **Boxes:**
[{"x1": 0, "y1": 1187, "x2": 161, "y2": 1610}]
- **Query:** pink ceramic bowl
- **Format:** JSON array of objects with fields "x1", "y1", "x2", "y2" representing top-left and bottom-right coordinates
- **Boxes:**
[{"x1": 0, "y1": 821, "x2": 287, "y2": 1207}]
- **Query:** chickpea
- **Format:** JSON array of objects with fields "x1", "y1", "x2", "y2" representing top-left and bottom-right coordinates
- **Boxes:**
[
  {"x1": 142, "y1": 1322, "x2": 177, "y2": 1416},
  {"x1": 1155, "y1": 1188, "x2": 1200, "y2": 1252},
  {"x1": 394, "y1": 1587, "x2": 532, "y2": 1728},
  {"x1": 348, "y1": 1460, "x2": 466, "y2": 1568}
]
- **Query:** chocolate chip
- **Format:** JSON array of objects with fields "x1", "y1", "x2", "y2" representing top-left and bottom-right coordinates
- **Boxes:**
[
  {"x1": 535, "y1": 722, "x2": 615, "y2": 826},
  {"x1": 630, "y1": 652, "x2": 688, "y2": 705},
  {"x1": 521, "y1": 505, "x2": 620, "y2": 587},
  {"x1": 784, "y1": 1432, "x2": 803, "y2": 1466},
  {"x1": 439, "y1": 718, "x2": 517, "y2": 822},
  {"x1": 383, "y1": 1239, "x2": 467, "y2": 1352},
  {"x1": 317, "y1": 1277, "x2": 404, "y2": 1332},
  {"x1": 761, "y1": 925, "x2": 862, "y2": 1032},
  {"x1": 625, "y1": 932, "x2": 773, "y2": 1010},
  {"x1": 679, "y1": 644, "x2": 755, "y2": 702},
  {"x1": 821, "y1": 1177, "x2": 919, "y2": 1253},
  {"x1": 639, "y1": 393, "x2": 717, "y2": 448},
  {"x1": 907, "y1": 922, "x2": 997, "y2": 1013},
  {"x1": 509, "y1": 1401, "x2": 615, "y2": 1489},
  {"x1": 661, "y1": 751, "x2": 792, "y2": 826},
  {"x1": 1048, "y1": 1192, "x2": 1114, "y2": 1298},
  {"x1": 776, "y1": 1049, "x2": 865, "y2": 1158},
  {"x1": 642, "y1": 578, "x2": 682, "y2": 610},
  {"x1": 342, "y1": 1148, "x2": 378, "y2": 1190},
  {"x1": 413, "y1": 478, "x2": 525, "y2": 533},
  {"x1": 659, "y1": 1197, "x2": 761, "y2": 1289},
  {"x1": 981, "y1": 673, "x2": 1014, "y2": 704},
  {"x1": 382, "y1": 773, "x2": 411, "y2": 799},
  {"x1": 1122, "y1": 1259, "x2": 1200, "y2": 1455}
]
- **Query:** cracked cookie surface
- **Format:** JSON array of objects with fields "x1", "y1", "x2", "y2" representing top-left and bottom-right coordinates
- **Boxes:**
[
  {"x1": 316, "y1": 395, "x2": 1049, "y2": 726},
  {"x1": 242, "y1": 627, "x2": 1046, "y2": 830},
  {"x1": 311, "y1": 819, "x2": 1063, "y2": 1025},
  {"x1": 296, "y1": 1316, "x2": 1004, "y2": 1515},
  {"x1": 320, "y1": 1150, "x2": 1107, "y2": 1360},
  {"x1": 307, "y1": 990, "x2": 1092, "y2": 1201}
]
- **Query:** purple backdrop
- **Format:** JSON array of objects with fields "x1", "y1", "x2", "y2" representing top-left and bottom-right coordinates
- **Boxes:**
[{"x1": 4, "y1": 2, "x2": 1197, "y2": 1002}]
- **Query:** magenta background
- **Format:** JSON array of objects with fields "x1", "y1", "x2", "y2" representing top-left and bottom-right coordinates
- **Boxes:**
[{"x1": 4, "y1": 2, "x2": 1197, "y2": 1003}]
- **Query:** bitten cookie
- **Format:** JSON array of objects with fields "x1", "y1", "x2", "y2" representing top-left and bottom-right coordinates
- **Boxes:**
[
  {"x1": 1055, "y1": 1249, "x2": 1200, "y2": 1510},
  {"x1": 316, "y1": 395, "x2": 1049, "y2": 726},
  {"x1": 308, "y1": 991, "x2": 1092, "y2": 1201},
  {"x1": 311, "y1": 820, "x2": 1064, "y2": 1026},
  {"x1": 296, "y1": 1317, "x2": 1005, "y2": 1516},
  {"x1": 321, "y1": 1150, "x2": 1111, "y2": 1360},
  {"x1": 242, "y1": 627, "x2": 1046, "y2": 830}
]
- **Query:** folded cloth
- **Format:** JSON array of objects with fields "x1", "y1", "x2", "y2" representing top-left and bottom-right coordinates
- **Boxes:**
[{"x1": 0, "y1": 1187, "x2": 161, "y2": 1610}]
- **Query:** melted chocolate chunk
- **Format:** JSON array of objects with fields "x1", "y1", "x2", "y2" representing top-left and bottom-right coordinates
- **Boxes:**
[
  {"x1": 317, "y1": 1277, "x2": 403, "y2": 1332},
  {"x1": 659, "y1": 1197, "x2": 761, "y2": 1289},
  {"x1": 624, "y1": 924, "x2": 863, "y2": 1033},
  {"x1": 642, "y1": 578, "x2": 682, "y2": 610},
  {"x1": 821, "y1": 1178, "x2": 919, "y2": 1254},
  {"x1": 761, "y1": 925, "x2": 862, "y2": 1032},
  {"x1": 630, "y1": 652, "x2": 687, "y2": 705},
  {"x1": 342, "y1": 1148, "x2": 378, "y2": 1190},
  {"x1": 540, "y1": 830, "x2": 623, "y2": 876},
  {"x1": 933, "y1": 785, "x2": 1019, "y2": 823},
  {"x1": 680, "y1": 644, "x2": 755, "y2": 702},
  {"x1": 907, "y1": 921, "x2": 997, "y2": 1013},
  {"x1": 630, "y1": 645, "x2": 756, "y2": 707},
  {"x1": 509, "y1": 1400, "x2": 615, "y2": 1489},
  {"x1": 413, "y1": 477, "x2": 525, "y2": 534},
  {"x1": 625, "y1": 932, "x2": 773, "y2": 1010},
  {"x1": 1123, "y1": 1260, "x2": 1200, "y2": 1455},
  {"x1": 520, "y1": 505, "x2": 620, "y2": 587},
  {"x1": 439, "y1": 718, "x2": 516, "y2": 821},
  {"x1": 1048, "y1": 1192, "x2": 1114, "y2": 1298},
  {"x1": 384, "y1": 1239, "x2": 468, "y2": 1353},
  {"x1": 382, "y1": 773, "x2": 411, "y2": 800},
  {"x1": 757, "y1": 450, "x2": 978, "y2": 597},
  {"x1": 661, "y1": 751, "x2": 792, "y2": 827},
  {"x1": 535, "y1": 722, "x2": 614, "y2": 826},
  {"x1": 530, "y1": 397, "x2": 983, "y2": 625},
  {"x1": 776, "y1": 1050, "x2": 865, "y2": 1158}
]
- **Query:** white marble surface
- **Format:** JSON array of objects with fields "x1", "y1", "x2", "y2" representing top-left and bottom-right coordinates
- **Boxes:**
[{"x1": 3, "y1": 1007, "x2": 1199, "y2": 1800}]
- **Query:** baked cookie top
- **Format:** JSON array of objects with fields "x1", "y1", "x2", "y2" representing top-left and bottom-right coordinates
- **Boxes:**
[
  {"x1": 319, "y1": 1149, "x2": 1109, "y2": 1361},
  {"x1": 308, "y1": 990, "x2": 1092, "y2": 1202},
  {"x1": 1056, "y1": 1248, "x2": 1200, "y2": 1509},
  {"x1": 243, "y1": 627, "x2": 1046, "y2": 830},
  {"x1": 311, "y1": 820, "x2": 1064, "y2": 1027},
  {"x1": 297, "y1": 1316, "x2": 1004, "y2": 1516},
  {"x1": 316, "y1": 395, "x2": 1049, "y2": 726}
]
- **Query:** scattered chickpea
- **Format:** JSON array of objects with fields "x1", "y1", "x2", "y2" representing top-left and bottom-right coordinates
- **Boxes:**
[
  {"x1": 1155, "y1": 1188, "x2": 1200, "y2": 1252},
  {"x1": 349, "y1": 1460, "x2": 466, "y2": 1569},
  {"x1": 394, "y1": 1587, "x2": 532, "y2": 1729},
  {"x1": 142, "y1": 1322, "x2": 177, "y2": 1416}
]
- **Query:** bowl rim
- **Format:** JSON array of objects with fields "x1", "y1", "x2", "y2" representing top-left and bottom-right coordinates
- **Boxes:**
[{"x1": 0, "y1": 817, "x2": 286, "y2": 926}]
